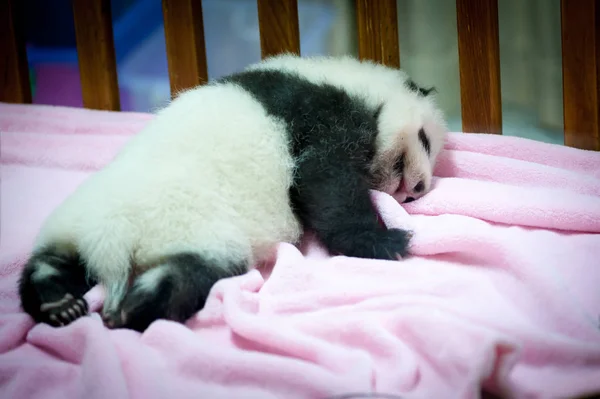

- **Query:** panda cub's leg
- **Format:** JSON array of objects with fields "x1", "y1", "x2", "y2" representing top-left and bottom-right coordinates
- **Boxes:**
[
  {"x1": 19, "y1": 245, "x2": 96, "y2": 327},
  {"x1": 103, "y1": 252, "x2": 244, "y2": 332},
  {"x1": 292, "y1": 154, "x2": 412, "y2": 261}
]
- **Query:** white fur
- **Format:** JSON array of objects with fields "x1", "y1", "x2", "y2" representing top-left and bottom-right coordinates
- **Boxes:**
[
  {"x1": 35, "y1": 83, "x2": 301, "y2": 315},
  {"x1": 135, "y1": 266, "x2": 168, "y2": 293},
  {"x1": 31, "y1": 262, "x2": 59, "y2": 282},
  {"x1": 33, "y1": 55, "x2": 447, "y2": 315}
]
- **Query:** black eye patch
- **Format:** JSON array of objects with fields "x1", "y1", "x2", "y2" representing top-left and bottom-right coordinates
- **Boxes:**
[
  {"x1": 394, "y1": 153, "x2": 405, "y2": 173},
  {"x1": 418, "y1": 128, "x2": 430, "y2": 156}
]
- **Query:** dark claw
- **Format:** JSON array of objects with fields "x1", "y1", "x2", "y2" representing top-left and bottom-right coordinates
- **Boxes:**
[{"x1": 39, "y1": 294, "x2": 89, "y2": 327}]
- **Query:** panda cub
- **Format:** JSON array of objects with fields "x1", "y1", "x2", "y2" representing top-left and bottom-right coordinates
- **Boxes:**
[{"x1": 19, "y1": 54, "x2": 448, "y2": 332}]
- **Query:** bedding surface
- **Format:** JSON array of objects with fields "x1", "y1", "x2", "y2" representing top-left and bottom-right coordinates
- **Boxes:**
[{"x1": 1, "y1": 102, "x2": 599, "y2": 399}]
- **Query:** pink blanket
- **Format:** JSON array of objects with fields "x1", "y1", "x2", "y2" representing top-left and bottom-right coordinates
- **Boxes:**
[{"x1": 1, "y1": 102, "x2": 599, "y2": 399}]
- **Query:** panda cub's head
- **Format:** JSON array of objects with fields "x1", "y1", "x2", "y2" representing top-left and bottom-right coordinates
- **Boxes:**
[
  {"x1": 370, "y1": 77, "x2": 447, "y2": 203},
  {"x1": 248, "y1": 54, "x2": 448, "y2": 203}
]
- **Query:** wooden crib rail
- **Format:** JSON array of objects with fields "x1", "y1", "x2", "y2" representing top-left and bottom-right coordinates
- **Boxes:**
[
  {"x1": 561, "y1": 0, "x2": 600, "y2": 151},
  {"x1": 1, "y1": 0, "x2": 599, "y2": 151},
  {"x1": 355, "y1": 0, "x2": 400, "y2": 68},
  {"x1": 162, "y1": 0, "x2": 209, "y2": 97},
  {"x1": 257, "y1": 0, "x2": 301, "y2": 58},
  {"x1": 1, "y1": 0, "x2": 32, "y2": 104},
  {"x1": 456, "y1": 0, "x2": 502, "y2": 135},
  {"x1": 71, "y1": 0, "x2": 121, "y2": 111}
]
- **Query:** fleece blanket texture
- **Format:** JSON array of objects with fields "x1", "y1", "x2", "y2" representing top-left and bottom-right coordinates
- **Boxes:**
[{"x1": 1, "y1": 102, "x2": 599, "y2": 399}]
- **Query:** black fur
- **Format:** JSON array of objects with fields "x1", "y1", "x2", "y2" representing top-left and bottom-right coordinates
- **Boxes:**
[
  {"x1": 19, "y1": 245, "x2": 95, "y2": 326},
  {"x1": 103, "y1": 253, "x2": 243, "y2": 332},
  {"x1": 394, "y1": 153, "x2": 405, "y2": 174},
  {"x1": 373, "y1": 103, "x2": 384, "y2": 120},
  {"x1": 223, "y1": 69, "x2": 411, "y2": 260},
  {"x1": 418, "y1": 128, "x2": 431, "y2": 156}
]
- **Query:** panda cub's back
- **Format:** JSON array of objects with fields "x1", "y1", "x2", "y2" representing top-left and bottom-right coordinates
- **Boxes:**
[{"x1": 36, "y1": 82, "x2": 302, "y2": 268}]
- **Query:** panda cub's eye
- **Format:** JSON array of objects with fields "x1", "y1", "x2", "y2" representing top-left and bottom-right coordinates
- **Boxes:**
[{"x1": 394, "y1": 153, "x2": 405, "y2": 173}]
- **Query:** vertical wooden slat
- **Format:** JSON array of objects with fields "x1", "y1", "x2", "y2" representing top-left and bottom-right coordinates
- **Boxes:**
[
  {"x1": 355, "y1": 0, "x2": 400, "y2": 68},
  {"x1": 456, "y1": 0, "x2": 502, "y2": 134},
  {"x1": 72, "y1": 0, "x2": 120, "y2": 111},
  {"x1": 0, "y1": 0, "x2": 32, "y2": 104},
  {"x1": 162, "y1": 0, "x2": 208, "y2": 98},
  {"x1": 561, "y1": 0, "x2": 600, "y2": 151},
  {"x1": 257, "y1": 0, "x2": 300, "y2": 58}
]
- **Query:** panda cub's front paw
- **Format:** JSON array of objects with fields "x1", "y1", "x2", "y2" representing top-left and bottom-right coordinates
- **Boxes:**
[
  {"x1": 330, "y1": 228, "x2": 412, "y2": 260},
  {"x1": 369, "y1": 228, "x2": 412, "y2": 260}
]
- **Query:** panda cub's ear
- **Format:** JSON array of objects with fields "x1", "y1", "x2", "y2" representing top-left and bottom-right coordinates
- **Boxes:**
[{"x1": 405, "y1": 78, "x2": 437, "y2": 97}]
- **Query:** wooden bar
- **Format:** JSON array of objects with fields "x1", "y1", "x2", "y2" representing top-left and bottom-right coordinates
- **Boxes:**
[
  {"x1": 0, "y1": 0, "x2": 32, "y2": 104},
  {"x1": 456, "y1": 0, "x2": 502, "y2": 134},
  {"x1": 561, "y1": 0, "x2": 600, "y2": 151},
  {"x1": 162, "y1": 0, "x2": 208, "y2": 97},
  {"x1": 72, "y1": 0, "x2": 120, "y2": 111},
  {"x1": 355, "y1": 0, "x2": 400, "y2": 68},
  {"x1": 257, "y1": 0, "x2": 300, "y2": 58}
]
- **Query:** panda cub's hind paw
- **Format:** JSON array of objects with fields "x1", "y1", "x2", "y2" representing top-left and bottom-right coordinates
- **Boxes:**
[
  {"x1": 102, "y1": 253, "x2": 228, "y2": 332},
  {"x1": 40, "y1": 293, "x2": 89, "y2": 327},
  {"x1": 19, "y1": 246, "x2": 94, "y2": 328},
  {"x1": 101, "y1": 310, "x2": 125, "y2": 329},
  {"x1": 102, "y1": 269, "x2": 173, "y2": 332}
]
